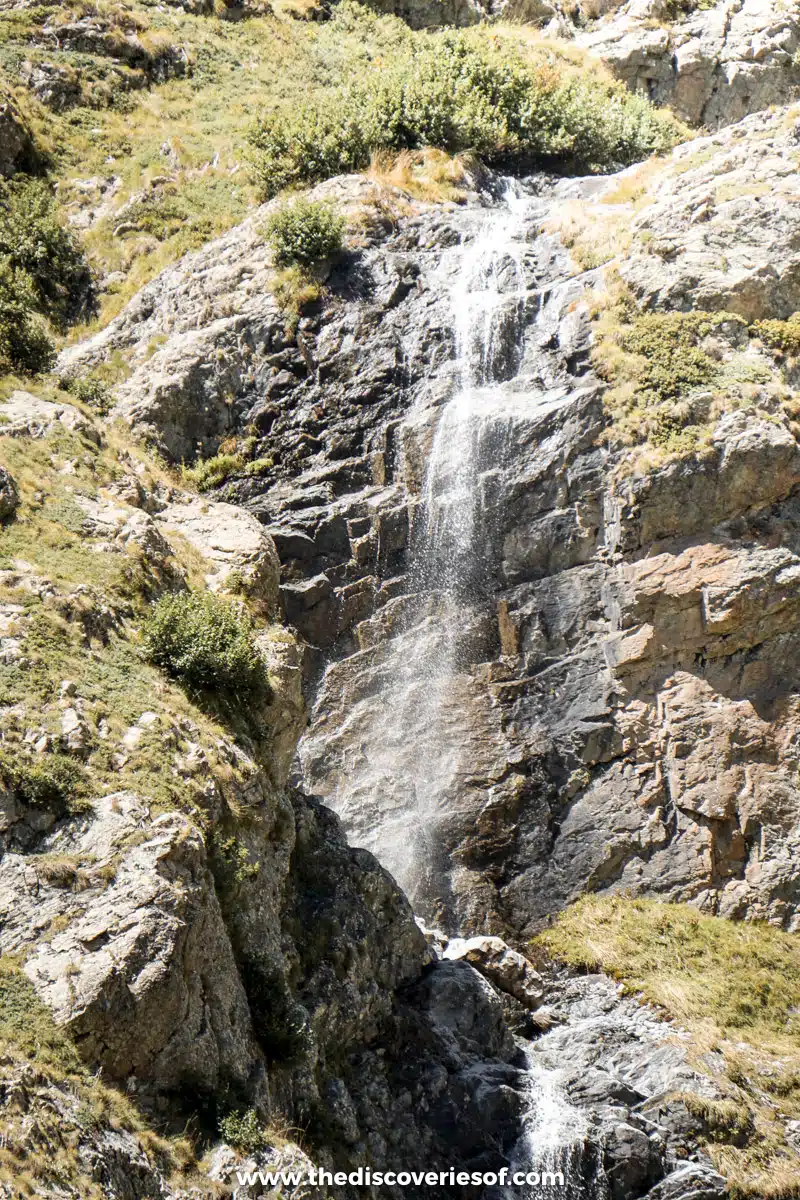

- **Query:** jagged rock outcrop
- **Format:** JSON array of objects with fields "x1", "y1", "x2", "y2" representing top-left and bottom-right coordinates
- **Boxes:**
[
  {"x1": 577, "y1": 0, "x2": 800, "y2": 130},
  {"x1": 619, "y1": 107, "x2": 800, "y2": 318}
]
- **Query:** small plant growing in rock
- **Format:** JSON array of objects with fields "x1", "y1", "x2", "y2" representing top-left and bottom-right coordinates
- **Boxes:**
[
  {"x1": 0, "y1": 750, "x2": 89, "y2": 815},
  {"x1": 60, "y1": 373, "x2": 115, "y2": 415},
  {"x1": 219, "y1": 1108, "x2": 269, "y2": 1155},
  {"x1": 141, "y1": 591, "x2": 268, "y2": 702},
  {"x1": 263, "y1": 198, "x2": 345, "y2": 267},
  {"x1": 181, "y1": 452, "x2": 244, "y2": 493}
]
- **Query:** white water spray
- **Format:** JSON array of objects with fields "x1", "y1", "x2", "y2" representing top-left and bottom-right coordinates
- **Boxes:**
[{"x1": 510, "y1": 1048, "x2": 588, "y2": 1199}]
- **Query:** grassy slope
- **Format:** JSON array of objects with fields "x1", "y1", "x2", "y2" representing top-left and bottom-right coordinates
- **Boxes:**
[{"x1": 536, "y1": 896, "x2": 800, "y2": 1199}]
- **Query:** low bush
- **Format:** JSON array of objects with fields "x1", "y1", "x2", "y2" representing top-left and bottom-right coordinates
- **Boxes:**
[
  {"x1": 0, "y1": 749, "x2": 88, "y2": 814},
  {"x1": 218, "y1": 1108, "x2": 269, "y2": 1155},
  {"x1": 60, "y1": 373, "x2": 115, "y2": 414},
  {"x1": 141, "y1": 591, "x2": 268, "y2": 702},
  {"x1": 263, "y1": 199, "x2": 344, "y2": 267},
  {"x1": 0, "y1": 176, "x2": 95, "y2": 375},
  {"x1": 619, "y1": 310, "x2": 743, "y2": 404},
  {"x1": 751, "y1": 313, "x2": 800, "y2": 357},
  {"x1": 181, "y1": 452, "x2": 243, "y2": 492},
  {"x1": 249, "y1": 4, "x2": 685, "y2": 197},
  {"x1": 0, "y1": 177, "x2": 95, "y2": 333},
  {"x1": 0, "y1": 264, "x2": 55, "y2": 375}
]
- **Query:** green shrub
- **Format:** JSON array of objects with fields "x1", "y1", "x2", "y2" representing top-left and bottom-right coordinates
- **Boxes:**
[
  {"x1": 751, "y1": 313, "x2": 800, "y2": 357},
  {"x1": 60, "y1": 373, "x2": 115, "y2": 415},
  {"x1": 0, "y1": 177, "x2": 95, "y2": 332},
  {"x1": 141, "y1": 591, "x2": 268, "y2": 701},
  {"x1": 0, "y1": 263, "x2": 55, "y2": 375},
  {"x1": 248, "y1": 5, "x2": 685, "y2": 197},
  {"x1": 0, "y1": 749, "x2": 88, "y2": 814},
  {"x1": 0, "y1": 176, "x2": 95, "y2": 375},
  {"x1": 218, "y1": 1108, "x2": 269, "y2": 1155},
  {"x1": 263, "y1": 199, "x2": 345, "y2": 267},
  {"x1": 181, "y1": 452, "x2": 244, "y2": 492}
]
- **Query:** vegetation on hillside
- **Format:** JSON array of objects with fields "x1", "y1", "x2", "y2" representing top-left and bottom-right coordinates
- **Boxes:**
[
  {"x1": 263, "y1": 198, "x2": 345, "y2": 265},
  {"x1": 536, "y1": 896, "x2": 800, "y2": 1199},
  {"x1": 590, "y1": 278, "x2": 800, "y2": 469},
  {"x1": 0, "y1": 177, "x2": 95, "y2": 374},
  {"x1": 0, "y1": 0, "x2": 687, "y2": 340},
  {"x1": 249, "y1": 4, "x2": 686, "y2": 196},
  {"x1": 142, "y1": 590, "x2": 269, "y2": 702}
]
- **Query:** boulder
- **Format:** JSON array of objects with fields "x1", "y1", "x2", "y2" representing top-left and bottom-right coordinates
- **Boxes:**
[
  {"x1": 156, "y1": 497, "x2": 281, "y2": 611},
  {"x1": 443, "y1": 936, "x2": 545, "y2": 1011}
]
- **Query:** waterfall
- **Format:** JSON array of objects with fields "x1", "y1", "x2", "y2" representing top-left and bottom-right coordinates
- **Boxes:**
[
  {"x1": 303, "y1": 180, "x2": 594, "y2": 1196},
  {"x1": 319, "y1": 184, "x2": 532, "y2": 907}
]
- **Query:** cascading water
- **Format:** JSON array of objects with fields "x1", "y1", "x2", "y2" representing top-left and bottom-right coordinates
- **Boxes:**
[
  {"x1": 317, "y1": 184, "x2": 533, "y2": 904},
  {"x1": 303, "y1": 181, "x2": 593, "y2": 1194},
  {"x1": 510, "y1": 1048, "x2": 589, "y2": 1199}
]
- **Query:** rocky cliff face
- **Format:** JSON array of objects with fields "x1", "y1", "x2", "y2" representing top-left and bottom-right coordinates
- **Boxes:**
[
  {"x1": 71, "y1": 108, "x2": 800, "y2": 944},
  {"x1": 0, "y1": 387, "x2": 534, "y2": 1196},
  {"x1": 4, "y1": 0, "x2": 800, "y2": 1194}
]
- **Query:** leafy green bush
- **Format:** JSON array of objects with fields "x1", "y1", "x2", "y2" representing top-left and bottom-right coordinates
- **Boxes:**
[
  {"x1": 619, "y1": 310, "x2": 742, "y2": 404},
  {"x1": 141, "y1": 591, "x2": 268, "y2": 701},
  {"x1": 263, "y1": 199, "x2": 345, "y2": 266},
  {"x1": 60, "y1": 373, "x2": 115, "y2": 414},
  {"x1": 751, "y1": 313, "x2": 800, "y2": 357},
  {"x1": 249, "y1": 5, "x2": 685, "y2": 197},
  {"x1": 0, "y1": 177, "x2": 95, "y2": 332},
  {"x1": 0, "y1": 749, "x2": 88, "y2": 814},
  {"x1": 0, "y1": 176, "x2": 95, "y2": 375},
  {"x1": 218, "y1": 1108, "x2": 269, "y2": 1155},
  {"x1": 0, "y1": 264, "x2": 55, "y2": 375}
]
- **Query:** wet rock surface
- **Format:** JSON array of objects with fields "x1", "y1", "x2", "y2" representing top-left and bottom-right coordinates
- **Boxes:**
[{"x1": 520, "y1": 972, "x2": 731, "y2": 1200}]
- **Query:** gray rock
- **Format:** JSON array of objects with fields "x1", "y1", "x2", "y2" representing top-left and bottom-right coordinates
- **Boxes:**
[
  {"x1": 442, "y1": 935, "x2": 545, "y2": 1010},
  {"x1": 643, "y1": 1162, "x2": 729, "y2": 1199},
  {"x1": 578, "y1": 0, "x2": 800, "y2": 130},
  {"x1": 156, "y1": 497, "x2": 281, "y2": 611},
  {"x1": 0, "y1": 468, "x2": 18, "y2": 521}
]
